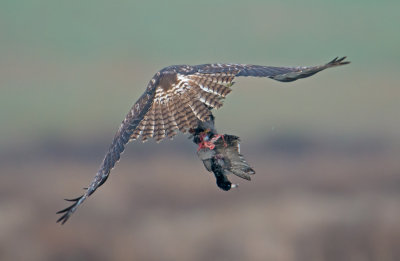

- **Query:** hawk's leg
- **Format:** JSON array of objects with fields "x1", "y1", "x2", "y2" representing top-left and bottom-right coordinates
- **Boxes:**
[
  {"x1": 196, "y1": 132, "x2": 226, "y2": 151},
  {"x1": 190, "y1": 115, "x2": 227, "y2": 151}
]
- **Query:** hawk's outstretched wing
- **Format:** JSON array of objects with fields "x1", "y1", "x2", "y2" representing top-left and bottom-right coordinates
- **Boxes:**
[{"x1": 57, "y1": 57, "x2": 349, "y2": 224}]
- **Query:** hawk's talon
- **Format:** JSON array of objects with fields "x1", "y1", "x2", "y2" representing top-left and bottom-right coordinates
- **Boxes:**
[{"x1": 197, "y1": 131, "x2": 226, "y2": 151}]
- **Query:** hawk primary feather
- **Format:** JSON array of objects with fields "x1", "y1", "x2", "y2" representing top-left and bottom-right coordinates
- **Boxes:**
[{"x1": 57, "y1": 57, "x2": 350, "y2": 224}]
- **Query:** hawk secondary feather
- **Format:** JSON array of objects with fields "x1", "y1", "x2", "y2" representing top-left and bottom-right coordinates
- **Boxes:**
[{"x1": 57, "y1": 57, "x2": 350, "y2": 224}]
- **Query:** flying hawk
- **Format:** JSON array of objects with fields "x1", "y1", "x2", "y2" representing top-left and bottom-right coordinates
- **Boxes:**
[{"x1": 57, "y1": 57, "x2": 349, "y2": 224}]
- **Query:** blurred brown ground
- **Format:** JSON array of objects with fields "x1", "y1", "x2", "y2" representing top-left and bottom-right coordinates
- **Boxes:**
[{"x1": 1, "y1": 136, "x2": 399, "y2": 261}]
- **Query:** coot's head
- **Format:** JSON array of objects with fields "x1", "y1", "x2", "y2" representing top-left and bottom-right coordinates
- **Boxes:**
[{"x1": 216, "y1": 176, "x2": 232, "y2": 191}]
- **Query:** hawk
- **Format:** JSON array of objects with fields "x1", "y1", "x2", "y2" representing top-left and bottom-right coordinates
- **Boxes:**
[{"x1": 57, "y1": 57, "x2": 349, "y2": 224}]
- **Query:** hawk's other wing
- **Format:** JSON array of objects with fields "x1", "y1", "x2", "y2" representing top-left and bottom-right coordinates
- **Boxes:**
[
  {"x1": 57, "y1": 57, "x2": 349, "y2": 224},
  {"x1": 192, "y1": 56, "x2": 349, "y2": 82},
  {"x1": 56, "y1": 89, "x2": 155, "y2": 224}
]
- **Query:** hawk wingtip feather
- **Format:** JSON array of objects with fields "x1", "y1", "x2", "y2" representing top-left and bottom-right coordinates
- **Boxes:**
[{"x1": 327, "y1": 56, "x2": 350, "y2": 66}]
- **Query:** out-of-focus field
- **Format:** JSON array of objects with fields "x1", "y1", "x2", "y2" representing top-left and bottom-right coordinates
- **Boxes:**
[
  {"x1": 1, "y1": 1, "x2": 400, "y2": 260},
  {"x1": 1, "y1": 139, "x2": 400, "y2": 261}
]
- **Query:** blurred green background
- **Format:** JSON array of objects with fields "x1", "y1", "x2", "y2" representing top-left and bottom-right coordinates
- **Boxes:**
[{"x1": 1, "y1": 1, "x2": 399, "y2": 261}]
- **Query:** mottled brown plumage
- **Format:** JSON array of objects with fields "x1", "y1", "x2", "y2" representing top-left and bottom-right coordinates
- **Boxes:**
[{"x1": 57, "y1": 57, "x2": 350, "y2": 224}]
